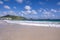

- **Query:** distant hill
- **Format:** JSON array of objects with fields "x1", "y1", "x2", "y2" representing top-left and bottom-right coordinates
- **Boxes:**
[
  {"x1": 0, "y1": 15, "x2": 27, "y2": 20},
  {"x1": 0, "y1": 15, "x2": 60, "y2": 21}
]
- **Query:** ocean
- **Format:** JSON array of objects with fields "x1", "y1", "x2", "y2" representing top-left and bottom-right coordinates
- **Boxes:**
[{"x1": 4, "y1": 20, "x2": 60, "y2": 27}]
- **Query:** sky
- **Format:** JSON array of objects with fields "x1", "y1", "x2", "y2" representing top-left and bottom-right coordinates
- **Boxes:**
[{"x1": 0, "y1": 0, "x2": 60, "y2": 19}]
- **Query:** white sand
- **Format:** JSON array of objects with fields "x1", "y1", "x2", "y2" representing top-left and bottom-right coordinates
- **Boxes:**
[{"x1": 0, "y1": 20, "x2": 60, "y2": 40}]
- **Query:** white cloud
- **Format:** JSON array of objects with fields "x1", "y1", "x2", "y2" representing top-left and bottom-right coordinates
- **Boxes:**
[
  {"x1": 21, "y1": 10, "x2": 37, "y2": 14},
  {"x1": 13, "y1": 6, "x2": 17, "y2": 9},
  {"x1": 51, "y1": 9, "x2": 57, "y2": 12},
  {"x1": 4, "y1": 5, "x2": 10, "y2": 9},
  {"x1": 52, "y1": 14, "x2": 55, "y2": 17},
  {"x1": 57, "y1": 2, "x2": 60, "y2": 5},
  {"x1": 38, "y1": 9, "x2": 42, "y2": 12},
  {"x1": 38, "y1": 8, "x2": 59, "y2": 13},
  {"x1": 42, "y1": 10, "x2": 51, "y2": 16},
  {"x1": 9, "y1": 11, "x2": 15, "y2": 14},
  {"x1": 21, "y1": 14, "x2": 24, "y2": 16},
  {"x1": 25, "y1": 1, "x2": 32, "y2": 5},
  {"x1": 38, "y1": 8, "x2": 57, "y2": 19},
  {"x1": 26, "y1": 10, "x2": 31, "y2": 13},
  {"x1": 21, "y1": 11, "x2": 25, "y2": 14},
  {"x1": 8, "y1": 11, "x2": 18, "y2": 16},
  {"x1": 31, "y1": 10, "x2": 37, "y2": 14},
  {"x1": 24, "y1": 5, "x2": 31, "y2": 10},
  {"x1": 21, "y1": 5, "x2": 37, "y2": 14},
  {"x1": 19, "y1": 12, "x2": 24, "y2": 16},
  {"x1": 0, "y1": 1, "x2": 3, "y2": 4},
  {"x1": 3, "y1": 11, "x2": 8, "y2": 15},
  {"x1": 42, "y1": 11, "x2": 53, "y2": 19},
  {"x1": 38, "y1": 8, "x2": 44, "y2": 12},
  {"x1": 38, "y1": 8, "x2": 48, "y2": 13},
  {"x1": 16, "y1": 0, "x2": 23, "y2": 3},
  {"x1": 58, "y1": 10, "x2": 60, "y2": 12},
  {"x1": 21, "y1": 10, "x2": 31, "y2": 14},
  {"x1": 0, "y1": 11, "x2": 8, "y2": 16}
]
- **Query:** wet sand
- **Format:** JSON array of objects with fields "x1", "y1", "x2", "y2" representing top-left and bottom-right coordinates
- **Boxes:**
[{"x1": 0, "y1": 21, "x2": 60, "y2": 40}]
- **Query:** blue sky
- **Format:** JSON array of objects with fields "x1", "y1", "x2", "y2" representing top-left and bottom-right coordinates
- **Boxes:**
[{"x1": 0, "y1": 0, "x2": 60, "y2": 19}]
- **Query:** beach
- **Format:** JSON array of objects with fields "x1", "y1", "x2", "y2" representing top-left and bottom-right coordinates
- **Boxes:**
[{"x1": 0, "y1": 21, "x2": 60, "y2": 40}]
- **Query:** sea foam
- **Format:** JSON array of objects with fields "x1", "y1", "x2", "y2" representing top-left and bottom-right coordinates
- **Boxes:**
[{"x1": 4, "y1": 20, "x2": 60, "y2": 27}]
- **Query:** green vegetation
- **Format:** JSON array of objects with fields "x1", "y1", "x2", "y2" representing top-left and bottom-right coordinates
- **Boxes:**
[
  {"x1": 0, "y1": 15, "x2": 26, "y2": 20},
  {"x1": 0, "y1": 15, "x2": 60, "y2": 21}
]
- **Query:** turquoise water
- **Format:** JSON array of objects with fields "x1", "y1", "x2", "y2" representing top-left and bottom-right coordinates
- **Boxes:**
[
  {"x1": 6, "y1": 20, "x2": 60, "y2": 24},
  {"x1": 11, "y1": 20, "x2": 60, "y2": 22},
  {"x1": 3, "y1": 20, "x2": 60, "y2": 27}
]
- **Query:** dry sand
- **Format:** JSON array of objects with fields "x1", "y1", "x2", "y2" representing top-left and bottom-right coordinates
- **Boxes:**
[{"x1": 0, "y1": 21, "x2": 60, "y2": 40}]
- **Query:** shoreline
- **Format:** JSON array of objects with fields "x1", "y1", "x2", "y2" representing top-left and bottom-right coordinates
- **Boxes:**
[
  {"x1": 0, "y1": 20, "x2": 60, "y2": 40},
  {"x1": 0, "y1": 20, "x2": 60, "y2": 28},
  {"x1": 0, "y1": 22, "x2": 60, "y2": 40},
  {"x1": 2, "y1": 20, "x2": 60, "y2": 27}
]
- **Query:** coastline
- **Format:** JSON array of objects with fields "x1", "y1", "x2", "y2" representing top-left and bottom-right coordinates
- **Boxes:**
[
  {"x1": 3, "y1": 20, "x2": 60, "y2": 27},
  {"x1": 0, "y1": 20, "x2": 60, "y2": 40},
  {"x1": 0, "y1": 21, "x2": 60, "y2": 40}
]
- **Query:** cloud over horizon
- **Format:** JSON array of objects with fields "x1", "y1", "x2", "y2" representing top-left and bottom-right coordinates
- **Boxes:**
[
  {"x1": 4, "y1": 5, "x2": 10, "y2": 9},
  {"x1": 57, "y1": 2, "x2": 60, "y2": 5},
  {"x1": 0, "y1": 0, "x2": 60, "y2": 19},
  {"x1": 16, "y1": 0, "x2": 23, "y2": 3},
  {"x1": 21, "y1": 5, "x2": 37, "y2": 14},
  {"x1": 0, "y1": 1, "x2": 3, "y2": 4}
]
